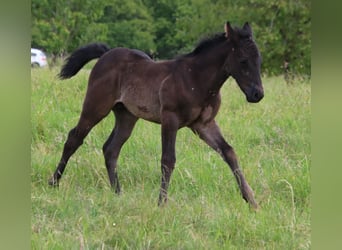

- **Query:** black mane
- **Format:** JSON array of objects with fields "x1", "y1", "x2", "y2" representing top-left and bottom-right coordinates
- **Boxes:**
[
  {"x1": 175, "y1": 33, "x2": 226, "y2": 59},
  {"x1": 182, "y1": 27, "x2": 253, "y2": 58},
  {"x1": 191, "y1": 32, "x2": 226, "y2": 55}
]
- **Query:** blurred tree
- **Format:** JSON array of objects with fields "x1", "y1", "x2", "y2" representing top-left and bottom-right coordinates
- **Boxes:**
[
  {"x1": 31, "y1": 0, "x2": 310, "y2": 76},
  {"x1": 143, "y1": 0, "x2": 183, "y2": 58},
  {"x1": 31, "y1": 0, "x2": 107, "y2": 56},
  {"x1": 100, "y1": 0, "x2": 156, "y2": 53}
]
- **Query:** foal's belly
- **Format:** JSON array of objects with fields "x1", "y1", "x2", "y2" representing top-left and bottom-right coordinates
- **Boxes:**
[
  {"x1": 125, "y1": 101, "x2": 161, "y2": 123},
  {"x1": 119, "y1": 87, "x2": 162, "y2": 123}
]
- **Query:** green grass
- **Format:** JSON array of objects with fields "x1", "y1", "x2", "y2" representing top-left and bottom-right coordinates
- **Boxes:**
[{"x1": 31, "y1": 67, "x2": 310, "y2": 249}]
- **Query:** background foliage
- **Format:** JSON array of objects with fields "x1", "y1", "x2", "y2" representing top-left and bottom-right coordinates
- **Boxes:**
[
  {"x1": 31, "y1": 0, "x2": 311, "y2": 76},
  {"x1": 31, "y1": 0, "x2": 310, "y2": 76}
]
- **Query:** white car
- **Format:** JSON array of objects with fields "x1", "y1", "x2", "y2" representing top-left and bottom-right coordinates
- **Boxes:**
[{"x1": 31, "y1": 48, "x2": 48, "y2": 67}]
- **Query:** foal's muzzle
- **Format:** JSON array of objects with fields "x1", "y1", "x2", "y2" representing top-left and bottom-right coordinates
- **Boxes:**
[{"x1": 246, "y1": 86, "x2": 264, "y2": 103}]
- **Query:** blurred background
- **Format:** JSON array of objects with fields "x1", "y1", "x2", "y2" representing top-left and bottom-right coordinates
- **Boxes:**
[{"x1": 31, "y1": 0, "x2": 310, "y2": 79}]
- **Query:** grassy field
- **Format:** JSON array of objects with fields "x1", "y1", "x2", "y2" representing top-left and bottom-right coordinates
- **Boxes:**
[{"x1": 31, "y1": 66, "x2": 310, "y2": 249}]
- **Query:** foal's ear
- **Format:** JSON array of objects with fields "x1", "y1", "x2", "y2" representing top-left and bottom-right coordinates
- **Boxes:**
[
  {"x1": 243, "y1": 22, "x2": 253, "y2": 36},
  {"x1": 224, "y1": 22, "x2": 235, "y2": 39}
]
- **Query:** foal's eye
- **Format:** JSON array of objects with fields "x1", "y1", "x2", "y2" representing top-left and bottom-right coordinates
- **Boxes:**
[{"x1": 240, "y1": 59, "x2": 248, "y2": 66}]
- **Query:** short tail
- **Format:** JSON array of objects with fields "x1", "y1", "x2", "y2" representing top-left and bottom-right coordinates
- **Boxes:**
[{"x1": 58, "y1": 43, "x2": 111, "y2": 79}]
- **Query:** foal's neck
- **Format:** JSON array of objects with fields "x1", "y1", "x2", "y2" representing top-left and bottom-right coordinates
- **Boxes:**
[{"x1": 191, "y1": 41, "x2": 232, "y2": 93}]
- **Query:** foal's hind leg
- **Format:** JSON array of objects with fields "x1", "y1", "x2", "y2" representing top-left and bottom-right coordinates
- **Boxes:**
[
  {"x1": 48, "y1": 115, "x2": 105, "y2": 186},
  {"x1": 49, "y1": 86, "x2": 115, "y2": 186},
  {"x1": 102, "y1": 104, "x2": 138, "y2": 193},
  {"x1": 190, "y1": 120, "x2": 258, "y2": 210}
]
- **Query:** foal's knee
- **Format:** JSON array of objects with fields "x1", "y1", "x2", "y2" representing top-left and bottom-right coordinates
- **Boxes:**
[
  {"x1": 102, "y1": 135, "x2": 114, "y2": 158},
  {"x1": 162, "y1": 153, "x2": 176, "y2": 165},
  {"x1": 161, "y1": 155, "x2": 176, "y2": 174},
  {"x1": 102, "y1": 144, "x2": 113, "y2": 163},
  {"x1": 224, "y1": 146, "x2": 238, "y2": 161},
  {"x1": 102, "y1": 141, "x2": 120, "y2": 169}
]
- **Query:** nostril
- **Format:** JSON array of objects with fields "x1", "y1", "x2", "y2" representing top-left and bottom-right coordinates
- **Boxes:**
[
  {"x1": 247, "y1": 86, "x2": 264, "y2": 103},
  {"x1": 253, "y1": 90, "x2": 261, "y2": 100},
  {"x1": 252, "y1": 89, "x2": 264, "y2": 101},
  {"x1": 254, "y1": 91, "x2": 259, "y2": 99}
]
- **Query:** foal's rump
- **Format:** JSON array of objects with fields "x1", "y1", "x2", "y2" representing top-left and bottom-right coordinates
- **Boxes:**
[{"x1": 82, "y1": 47, "x2": 166, "y2": 123}]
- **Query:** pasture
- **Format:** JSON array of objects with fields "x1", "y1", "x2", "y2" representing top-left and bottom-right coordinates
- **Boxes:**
[{"x1": 31, "y1": 67, "x2": 310, "y2": 249}]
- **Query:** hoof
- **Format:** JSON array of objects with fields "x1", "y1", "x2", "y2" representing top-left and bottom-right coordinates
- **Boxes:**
[
  {"x1": 48, "y1": 177, "x2": 59, "y2": 187},
  {"x1": 249, "y1": 198, "x2": 259, "y2": 211},
  {"x1": 242, "y1": 183, "x2": 259, "y2": 211}
]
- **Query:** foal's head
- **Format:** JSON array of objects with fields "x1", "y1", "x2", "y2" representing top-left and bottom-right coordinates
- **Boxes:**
[{"x1": 224, "y1": 22, "x2": 264, "y2": 103}]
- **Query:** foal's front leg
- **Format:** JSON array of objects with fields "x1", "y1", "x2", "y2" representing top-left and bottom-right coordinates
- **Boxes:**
[
  {"x1": 158, "y1": 111, "x2": 179, "y2": 205},
  {"x1": 190, "y1": 120, "x2": 258, "y2": 209}
]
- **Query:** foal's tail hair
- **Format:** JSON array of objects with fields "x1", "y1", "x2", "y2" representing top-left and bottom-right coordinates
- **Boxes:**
[{"x1": 58, "y1": 43, "x2": 111, "y2": 79}]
